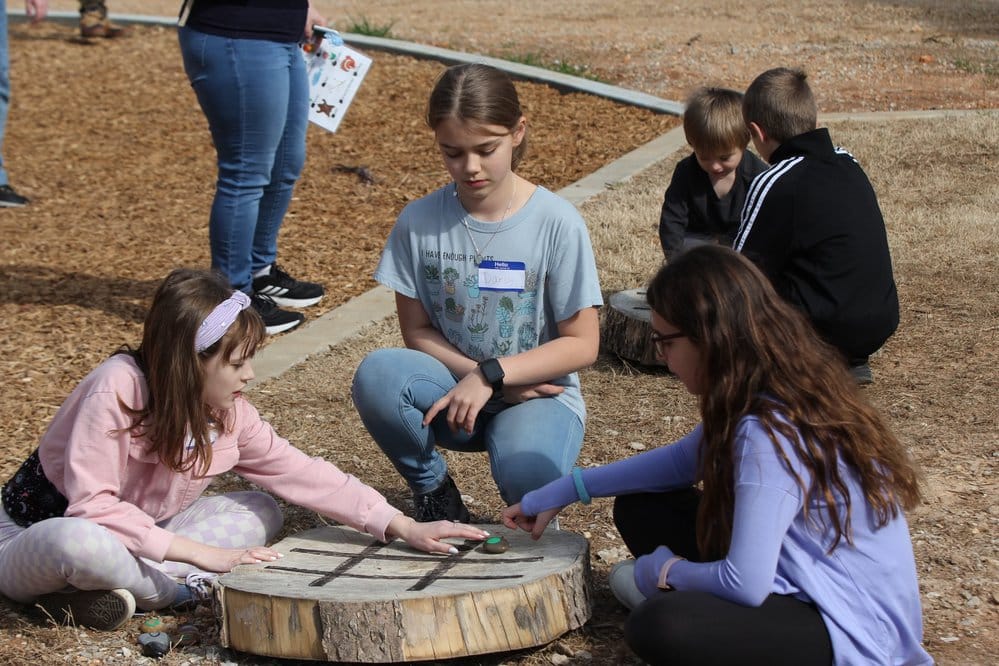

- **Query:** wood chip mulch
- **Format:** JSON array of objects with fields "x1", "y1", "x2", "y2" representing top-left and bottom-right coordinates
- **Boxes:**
[{"x1": 0, "y1": 22, "x2": 677, "y2": 472}]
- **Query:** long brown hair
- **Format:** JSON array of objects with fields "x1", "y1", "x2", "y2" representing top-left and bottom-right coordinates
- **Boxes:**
[
  {"x1": 646, "y1": 246, "x2": 920, "y2": 559},
  {"x1": 426, "y1": 63, "x2": 529, "y2": 169},
  {"x1": 119, "y1": 269, "x2": 265, "y2": 476}
]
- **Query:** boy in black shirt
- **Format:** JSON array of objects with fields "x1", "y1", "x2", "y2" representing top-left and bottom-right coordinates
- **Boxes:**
[
  {"x1": 733, "y1": 68, "x2": 899, "y2": 384},
  {"x1": 659, "y1": 87, "x2": 768, "y2": 261}
]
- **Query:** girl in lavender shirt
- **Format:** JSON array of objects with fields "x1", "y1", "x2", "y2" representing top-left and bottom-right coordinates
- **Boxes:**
[
  {"x1": 503, "y1": 245, "x2": 931, "y2": 665},
  {"x1": 0, "y1": 269, "x2": 485, "y2": 631}
]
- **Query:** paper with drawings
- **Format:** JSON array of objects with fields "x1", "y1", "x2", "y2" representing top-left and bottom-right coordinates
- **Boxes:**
[{"x1": 301, "y1": 28, "x2": 372, "y2": 133}]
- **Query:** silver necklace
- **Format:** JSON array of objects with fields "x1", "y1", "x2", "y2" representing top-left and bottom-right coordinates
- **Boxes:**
[{"x1": 455, "y1": 180, "x2": 516, "y2": 266}]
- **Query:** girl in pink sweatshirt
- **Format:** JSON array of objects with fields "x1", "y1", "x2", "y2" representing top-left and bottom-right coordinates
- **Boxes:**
[{"x1": 0, "y1": 268, "x2": 487, "y2": 630}]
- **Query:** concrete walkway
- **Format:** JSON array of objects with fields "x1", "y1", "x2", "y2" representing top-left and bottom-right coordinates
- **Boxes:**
[{"x1": 20, "y1": 10, "x2": 991, "y2": 385}]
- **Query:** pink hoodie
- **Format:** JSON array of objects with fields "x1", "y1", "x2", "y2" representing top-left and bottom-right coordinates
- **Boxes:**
[{"x1": 38, "y1": 355, "x2": 401, "y2": 562}]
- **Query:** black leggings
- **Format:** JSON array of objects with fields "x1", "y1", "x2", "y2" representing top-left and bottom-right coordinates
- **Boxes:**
[{"x1": 613, "y1": 491, "x2": 833, "y2": 666}]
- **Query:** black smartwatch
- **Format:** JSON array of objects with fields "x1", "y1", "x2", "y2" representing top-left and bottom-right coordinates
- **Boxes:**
[{"x1": 477, "y1": 358, "x2": 505, "y2": 392}]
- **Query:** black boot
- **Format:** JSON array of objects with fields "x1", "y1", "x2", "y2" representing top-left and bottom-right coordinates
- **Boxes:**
[{"x1": 413, "y1": 474, "x2": 470, "y2": 523}]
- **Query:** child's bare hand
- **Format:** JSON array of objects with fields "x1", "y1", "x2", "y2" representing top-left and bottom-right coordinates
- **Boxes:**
[
  {"x1": 388, "y1": 515, "x2": 490, "y2": 554},
  {"x1": 501, "y1": 382, "x2": 565, "y2": 403},
  {"x1": 423, "y1": 374, "x2": 493, "y2": 434},
  {"x1": 303, "y1": 5, "x2": 327, "y2": 39},
  {"x1": 501, "y1": 504, "x2": 561, "y2": 540},
  {"x1": 197, "y1": 546, "x2": 283, "y2": 573}
]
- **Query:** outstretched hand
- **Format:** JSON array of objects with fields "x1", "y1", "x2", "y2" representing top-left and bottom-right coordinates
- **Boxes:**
[
  {"x1": 501, "y1": 502, "x2": 562, "y2": 540},
  {"x1": 387, "y1": 515, "x2": 490, "y2": 555},
  {"x1": 167, "y1": 534, "x2": 283, "y2": 573}
]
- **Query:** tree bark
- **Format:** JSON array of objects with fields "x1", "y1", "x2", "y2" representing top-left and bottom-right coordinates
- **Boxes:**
[
  {"x1": 602, "y1": 288, "x2": 664, "y2": 367},
  {"x1": 217, "y1": 524, "x2": 592, "y2": 662}
]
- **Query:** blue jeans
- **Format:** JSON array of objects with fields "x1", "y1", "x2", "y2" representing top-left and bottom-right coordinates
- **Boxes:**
[
  {"x1": 352, "y1": 348, "x2": 585, "y2": 505},
  {"x1": 178, "y1": 27, "x2": 308, "y2": 293},
  {"x1": 0, "y1": 1, "x2": 11, "y2": 186}
]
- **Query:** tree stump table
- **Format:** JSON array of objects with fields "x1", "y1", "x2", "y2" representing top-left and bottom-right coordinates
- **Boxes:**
[
  {"x1": 602, "y1": 288, "x2": 664, "y2": 367},
  {"x1": 215, "y1": 524, "x2": 592, "y2": 662}
]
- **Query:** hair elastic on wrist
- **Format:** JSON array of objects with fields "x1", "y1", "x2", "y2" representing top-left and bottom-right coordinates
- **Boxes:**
[
  {"x1": 657, "y1": 555, "x2": 686, "y2": 590},
  {"x1": 571, "y1": 467, "x2": 592, "y2": 505},
  {"x1": 195, "y1": 291, "x2": 251, "y2": 353}
]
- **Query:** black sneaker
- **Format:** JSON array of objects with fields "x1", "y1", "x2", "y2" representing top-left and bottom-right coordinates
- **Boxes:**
[
  {"x1": 252, "y1": 264, "x2": 324, "y2": 308},
  {"x1": 36, "y1": 588, "x2": 136, "y2": 631},
  {"x1": 0, "y1": 184, "x2": 29, "y2": 207},
  {"x1": 413, "y1": 474, "x2": 471, "y2": 523},
  {"x1": 250, "y1": 293, "x2": 304, "y2": 335}
]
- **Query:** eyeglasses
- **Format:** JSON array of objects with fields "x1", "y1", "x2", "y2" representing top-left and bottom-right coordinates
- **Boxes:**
[{"x1": 650, "y1": 331, "x2": 685, "y2": 356}]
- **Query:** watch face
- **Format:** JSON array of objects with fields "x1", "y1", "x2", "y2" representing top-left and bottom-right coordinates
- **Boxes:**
[{"x1": 480, "y1": 358, "x2": 504, "y2": 386}]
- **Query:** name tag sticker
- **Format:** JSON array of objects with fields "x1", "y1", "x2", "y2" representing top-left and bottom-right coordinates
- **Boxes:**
[{"x1": 478, "y1": 260, "x2": 526, "y2": 291}]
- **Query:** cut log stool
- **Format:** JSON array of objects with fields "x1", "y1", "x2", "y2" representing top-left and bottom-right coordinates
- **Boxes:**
[
  {"x1": 215, "y1": 524, "x2": 592, "y2": 662},
  {"x1": 602, "y1": 288, "x2": 665, "y2": 367}
]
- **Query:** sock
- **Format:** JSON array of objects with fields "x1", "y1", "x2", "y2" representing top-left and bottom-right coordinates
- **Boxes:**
[{"x1": 253, "y1": 265, "x2": 273, "y2": 279}]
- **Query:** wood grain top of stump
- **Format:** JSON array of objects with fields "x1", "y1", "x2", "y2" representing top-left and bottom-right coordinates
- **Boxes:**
[{"x1": 217, "y1": 524, "x2": 592, "y2": 662}]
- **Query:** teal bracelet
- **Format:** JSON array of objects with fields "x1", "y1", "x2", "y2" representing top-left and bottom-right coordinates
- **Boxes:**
[{"x1": 571, "y1": 467, "x2": 592, "y2": 505}]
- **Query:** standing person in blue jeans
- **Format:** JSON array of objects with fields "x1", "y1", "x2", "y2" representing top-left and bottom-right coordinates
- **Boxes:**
[
  {"x1": 351, "y1": 64, "x2": 603, "y2": 523},
  {"x1": 178, "y1": 1, "x2": 326, "y2": 335},
  {"x1": 0, "y1": 0, "x2": 47, "y2": 207}
]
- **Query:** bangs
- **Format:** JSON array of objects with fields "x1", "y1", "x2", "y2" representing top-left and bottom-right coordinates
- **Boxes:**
[{"x1": 217, "y1": 309, "x2": 266, "y2": 360}]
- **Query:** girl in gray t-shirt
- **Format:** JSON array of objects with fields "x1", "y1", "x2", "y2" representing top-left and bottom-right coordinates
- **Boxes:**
[{"x1": 352, "y1": 64, "x2": 603, "y2": 522}]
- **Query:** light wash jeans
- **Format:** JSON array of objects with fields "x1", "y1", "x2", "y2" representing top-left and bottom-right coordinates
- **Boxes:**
[
  {"x1": 0, "y1": 1, "x2": 11, "y2": 186},
  {"x1": 352, "y1": 348, "x2": 585, "y2": 505},
  {"x1": 178, "y1": 27, "x2": 308, "y2": 293}
]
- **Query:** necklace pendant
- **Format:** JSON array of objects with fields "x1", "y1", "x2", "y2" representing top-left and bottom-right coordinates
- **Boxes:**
[{"x1": 474, "y1": 253, "x2": 484, "y2": 266}]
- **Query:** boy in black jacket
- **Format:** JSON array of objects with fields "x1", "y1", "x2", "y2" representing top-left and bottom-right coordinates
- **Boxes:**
[
  {"x1": 659, "y1": 87, "x2": 768, "y2": 260},
  {"x1": 733, "y1": 68, "x2": 898, "y2": 384}
]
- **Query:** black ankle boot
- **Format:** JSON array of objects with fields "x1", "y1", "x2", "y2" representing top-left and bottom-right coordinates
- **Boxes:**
[{"x1": 413, "y1": 474, "x2": 470, "y2": 522}]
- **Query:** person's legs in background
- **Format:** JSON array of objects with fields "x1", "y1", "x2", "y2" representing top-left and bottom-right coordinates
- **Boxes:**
[
  {"x1": 78, "y1": 0, "x2": 128, "y2": 39},
  {"x1": 0, "y1": 1, "x2": 29, "y2": 207},
  {"x1": 249, "y1": 43, "x2": 324, "y2": 311},
  {"x1": 178, "y1": 28, "x2": 311, "y2": 334}
]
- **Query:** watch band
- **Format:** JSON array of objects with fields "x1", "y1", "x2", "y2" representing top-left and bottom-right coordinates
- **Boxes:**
[{"x1": 478, "y1": 358, "x2": 505, "y2": 391}]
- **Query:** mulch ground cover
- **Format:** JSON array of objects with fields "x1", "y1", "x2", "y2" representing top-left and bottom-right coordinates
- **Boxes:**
[{"x1": 0, "y1": 21, "x2": 676, "y2": 471}]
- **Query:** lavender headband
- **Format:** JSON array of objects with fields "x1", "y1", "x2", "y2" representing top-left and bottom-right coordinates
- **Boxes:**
[{"x1": 195, "y1": 291, "x2": 251, "y2": 353}]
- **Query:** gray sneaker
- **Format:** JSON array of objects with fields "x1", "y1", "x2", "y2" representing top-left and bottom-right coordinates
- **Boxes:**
[
  {"x1": 608, "y1": 560, "x2": 647, "y2": 610},
  {"x1": 36, "y1": 588, "x2": 135, "y2": 631}
]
